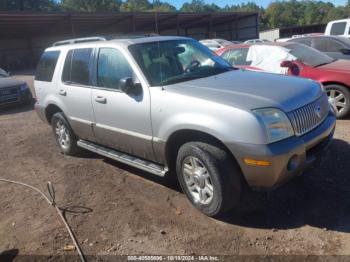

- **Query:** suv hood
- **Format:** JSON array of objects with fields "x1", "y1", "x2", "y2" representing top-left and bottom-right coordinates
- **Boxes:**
[
  {"x1": 165, "y1": 70, "x2": 323, "y2": 113},
  {"x1": 0, "y1": 77, "x2": 25, "y2": 89},
  {"x1": 317, "y1": 59, "x2": 350, "y2": 73}
]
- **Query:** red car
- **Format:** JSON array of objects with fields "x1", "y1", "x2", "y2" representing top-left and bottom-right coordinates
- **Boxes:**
[{"x1": 216, "y1": 42, "x2": 350, "y2": 118}]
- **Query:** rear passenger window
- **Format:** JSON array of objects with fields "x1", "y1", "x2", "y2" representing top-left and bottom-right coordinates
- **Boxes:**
[
  {"x1": 330, "y1": 22, "x2": 346, "y2": 35},
  {"x1": 62, "y1": 48, "x2": 92, "y2": 86},
  {"x1": 97, "y1": 48, "x2": 133, "y2": 90},
  {"x1": 35, "y1": 51, "x2": 60, "y2": 82}
]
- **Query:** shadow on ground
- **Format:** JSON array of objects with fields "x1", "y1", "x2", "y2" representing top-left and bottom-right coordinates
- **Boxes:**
[
  {"x1": 0, "y1": 102, "x2": 34, "y2": 116},
  {"x1": 98, "y1": 138, "x2": 350, "y2": 233},
  {"x1": 0, "y1": 249, "x2": 19, "y2": 262},
  {"x1": 219, "y1": 138, "x2": 350, "y2": 232}
]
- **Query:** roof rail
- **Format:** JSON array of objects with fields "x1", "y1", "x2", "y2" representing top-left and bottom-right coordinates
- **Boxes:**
[{"x1": 52, "y1": 37, "x2": 107, "y2": 47}]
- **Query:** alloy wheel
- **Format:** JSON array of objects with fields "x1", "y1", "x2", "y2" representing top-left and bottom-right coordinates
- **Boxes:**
[{"x1": 182, "y1": 156, "x2": 214, "y2": 205}]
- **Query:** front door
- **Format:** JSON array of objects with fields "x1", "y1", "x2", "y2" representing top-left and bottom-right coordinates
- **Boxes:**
[{"x1": 91, "y1": 47, "x2": 154, "y2": 161}]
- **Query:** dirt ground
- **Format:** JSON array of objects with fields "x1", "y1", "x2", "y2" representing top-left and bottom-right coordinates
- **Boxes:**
[{"x1": 1, "y1": 74, "x2": 350, "y2": 260}]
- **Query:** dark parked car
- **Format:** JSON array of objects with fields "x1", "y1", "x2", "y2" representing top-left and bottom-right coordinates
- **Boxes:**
[
  {"x1": 0, "y1": 68, "x2": 32, "y2": 108},
  {"x1": 288, "y1": 36, "x2": 350, "y2": 60}
]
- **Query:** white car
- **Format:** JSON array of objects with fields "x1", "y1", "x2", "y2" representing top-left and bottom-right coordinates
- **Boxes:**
[
  {"x1": 325, "y1": 19, "x2": 350, "y2": 38},
  {"x1": 199, "y1": 39, "x2": 232, "y2": 51}
]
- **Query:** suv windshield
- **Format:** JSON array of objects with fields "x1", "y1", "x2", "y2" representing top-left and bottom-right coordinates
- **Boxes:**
[
  {"x1": 129, "y1": 40, "x2": 232, "y2": 86},
  {"x1": 286, "y1": 43, "x2": 335, "y2": 67}
]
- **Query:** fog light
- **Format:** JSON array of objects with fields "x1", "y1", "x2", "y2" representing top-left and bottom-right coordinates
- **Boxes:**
[
  {"x1": 287, "y1": 155, "x2": 299, "y2": 171},
  {"x1": 243, "y1": 158, "x2": 271, "y2": 167}
]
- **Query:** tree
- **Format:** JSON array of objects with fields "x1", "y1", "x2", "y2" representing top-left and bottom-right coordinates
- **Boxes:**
[
  {"x1": 0, "y1": 0, "x2": 57, "y2": 11},
  {"x1": 119, "y1": 0, "x2": 151, "y2": 12},
  {"x1": 180, "y1": 0, "x2": 206, "y2": 12},
  {"x1": 60, "y1": 0, "x2": 122, "y2": 12},
  {"x1": 151, "y1": 1, "x2": 176, "y2": 12}
]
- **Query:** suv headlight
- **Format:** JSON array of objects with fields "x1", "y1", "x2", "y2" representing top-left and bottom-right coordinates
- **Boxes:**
[{"x1": 253, "y1": 108, "x2": 294, "y2": 143}]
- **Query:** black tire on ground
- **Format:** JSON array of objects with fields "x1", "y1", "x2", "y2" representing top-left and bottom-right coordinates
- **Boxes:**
[
  {"x1": 176, "y1": 142, "x2": 242, "y2": 217},
  {"x1": 324, "y1": 84, "x2": 350, "y2": 119},
  {"x1": 51, "y1": 112, "x2": 80, "y2": 156}
]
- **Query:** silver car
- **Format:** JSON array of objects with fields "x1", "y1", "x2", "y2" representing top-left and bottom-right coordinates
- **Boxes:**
[{"x1": 34, "y1": 36, "x2": 336, "y2": 216}]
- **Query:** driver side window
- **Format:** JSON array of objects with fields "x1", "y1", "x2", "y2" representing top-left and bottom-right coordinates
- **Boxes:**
[{"x1": 97, "y1": 48, "x2": 133, "y2": 90}]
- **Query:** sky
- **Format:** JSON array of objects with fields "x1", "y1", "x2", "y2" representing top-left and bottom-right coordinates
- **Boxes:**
[{"x1": 168, "y1": 0, "x2": 348, "y2": 9}]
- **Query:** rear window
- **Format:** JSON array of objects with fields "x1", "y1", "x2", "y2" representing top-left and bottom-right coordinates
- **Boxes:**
[
  {"x1": 35, "y1": 51, "x2": 60, "y2": 82},
  {"x1": 62, "y1": 48, "x2": 92, "y2": 86},
  {"x1": 292, "y1": 38, "x2": 312, "y2": 46},
  {"x1": 330, "y1": 22, "x2": 347, "y2": 35}
]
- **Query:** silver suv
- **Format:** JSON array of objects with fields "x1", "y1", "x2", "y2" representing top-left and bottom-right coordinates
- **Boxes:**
[{"x1": 34, "y1": 36, "x2": 336, "y2": 216}]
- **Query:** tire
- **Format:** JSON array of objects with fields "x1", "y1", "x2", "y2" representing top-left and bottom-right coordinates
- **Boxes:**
[
  {"x1": 324, "y1": 84, "x2": 350, "y2": 119},
  {"x1": 176, "y1": 142, "x2": 242, "y2": 217},
  {"x1": 51, "y1": 112, "x2": 80, "y2": 156}
]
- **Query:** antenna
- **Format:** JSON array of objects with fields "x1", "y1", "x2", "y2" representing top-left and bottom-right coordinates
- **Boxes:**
[{"x1": 153, "y1": 0, "x2": 159, "y2": 34}]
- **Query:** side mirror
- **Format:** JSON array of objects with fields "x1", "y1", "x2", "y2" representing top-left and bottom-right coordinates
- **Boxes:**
[
  {"x1": 340, "y1": 48, "x2": 350, "y2": 55},
  {"x1": 119, "y1": 77, "x2": 142, "y2": 95},
  {"x1": 280, "y1": 60, "x2": 294, "y2": 68},
  {"x1": 280, "y1": 60, "x2": 300, "y2": 76}
]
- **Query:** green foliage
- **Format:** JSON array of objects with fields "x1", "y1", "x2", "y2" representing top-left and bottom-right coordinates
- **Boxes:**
[
  {"x1": 180, "y1": 0, "x2": 219, "y2": 12},
  {"x1": 119, "y1": 0, "x2": 151, "y2": 11},
  {"x1": 151, "y1": 1, "x2": 176, "y2": 12},
  {"x1": 60, "y1": 0, "x2": 122, "y2": 12},
  {"x1": 0, "y1": 0, "x2": 57, "y2": 11},
  {"x1": 0, "y1": 0, "x2": 349, "y2": 31}
]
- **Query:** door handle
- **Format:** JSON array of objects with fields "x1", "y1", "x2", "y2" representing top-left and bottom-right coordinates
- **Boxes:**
[
  {"x1": 58, "y1": 89, "x2": 67, "y2": 96},
  {"x1": 95, "y1": 96, "x2": 107, "y2": 104}
]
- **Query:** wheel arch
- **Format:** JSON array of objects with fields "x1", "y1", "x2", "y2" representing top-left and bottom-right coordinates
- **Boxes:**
[
  {"x1": 45, "y1": 104, "x2": 63, "y2": 124},
  {"x1": 164, "y1": 129, "x2": 247, "y2": 185},
  {"x1": 321, "y1": 81, "x2": 350, "y2": 89}
]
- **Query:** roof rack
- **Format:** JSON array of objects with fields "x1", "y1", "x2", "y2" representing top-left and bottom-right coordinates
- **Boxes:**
[{"x1": 52, "y1": 37, "x2": 107, "y2": 47}]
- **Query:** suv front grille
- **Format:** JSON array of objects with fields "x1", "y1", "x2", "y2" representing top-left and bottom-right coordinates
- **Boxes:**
[
  {"x1": 0, "y1": 86, "x2": 19, "y2": 104},
  {"x1": 288, "y1": 94, "x2": 329, "y2": 136}
]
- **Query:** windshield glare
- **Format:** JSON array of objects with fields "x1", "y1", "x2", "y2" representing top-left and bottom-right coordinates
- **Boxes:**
[
  {"x1": 129, "y1": 40, "x2": 232, "y2": 86},
  {"x1": 286, "y1": 43, "x2": 334, "y2": 67}
]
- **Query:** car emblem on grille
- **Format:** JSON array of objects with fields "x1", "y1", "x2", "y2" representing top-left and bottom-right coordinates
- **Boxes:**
[{"x1": 315, "y1": 105, "x2": 322, "y2": 118}]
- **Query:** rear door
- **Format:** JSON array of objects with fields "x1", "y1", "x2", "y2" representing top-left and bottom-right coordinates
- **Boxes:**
[
  {"x1": 91, "y1": 46, "x2": 154, "y2": 160},
  {"x1": 58, "y1": 47, "x2": 95, "y2": 141}
]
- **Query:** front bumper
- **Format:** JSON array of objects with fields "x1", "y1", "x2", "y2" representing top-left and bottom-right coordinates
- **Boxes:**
[
  {"x1": 228, "y1": 111, "x2": 336, "y2": 190},
  {"x1": 0, "y1": 88, "x2": 33, "y2": 108}
]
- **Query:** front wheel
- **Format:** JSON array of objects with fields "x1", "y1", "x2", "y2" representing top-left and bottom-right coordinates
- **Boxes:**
[
  {"x1": 325, "y1": 84, "x2": 350, "y2": 119},
  {"x1": 176, "y1": 142, "x2": 242, "y2": 217}
]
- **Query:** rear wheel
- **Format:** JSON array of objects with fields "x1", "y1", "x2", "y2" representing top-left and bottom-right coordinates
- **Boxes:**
[
  {"x1": 176, "y1": 142, "x2": 242, "y2": 217},
  {"x1": 325, "y1": 84, "x2": 350, "y2": 119},
  {"x1": 51, "y1": 112, "x2": 80, "y2": 156}
]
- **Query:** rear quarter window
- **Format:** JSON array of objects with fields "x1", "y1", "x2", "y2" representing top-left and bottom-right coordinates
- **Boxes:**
[{"x1": 35, "y1": 51, "x2": 60, "y2": 82}]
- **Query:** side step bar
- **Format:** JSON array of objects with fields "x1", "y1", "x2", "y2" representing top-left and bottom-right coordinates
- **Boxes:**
[{"x1": 77, "y1": 140, "x2": 168, "y2": 177}]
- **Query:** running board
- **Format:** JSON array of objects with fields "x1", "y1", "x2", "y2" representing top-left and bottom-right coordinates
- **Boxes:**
[{"x1": 77, "y1": 140, "x2": 168, "y2": 177}]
